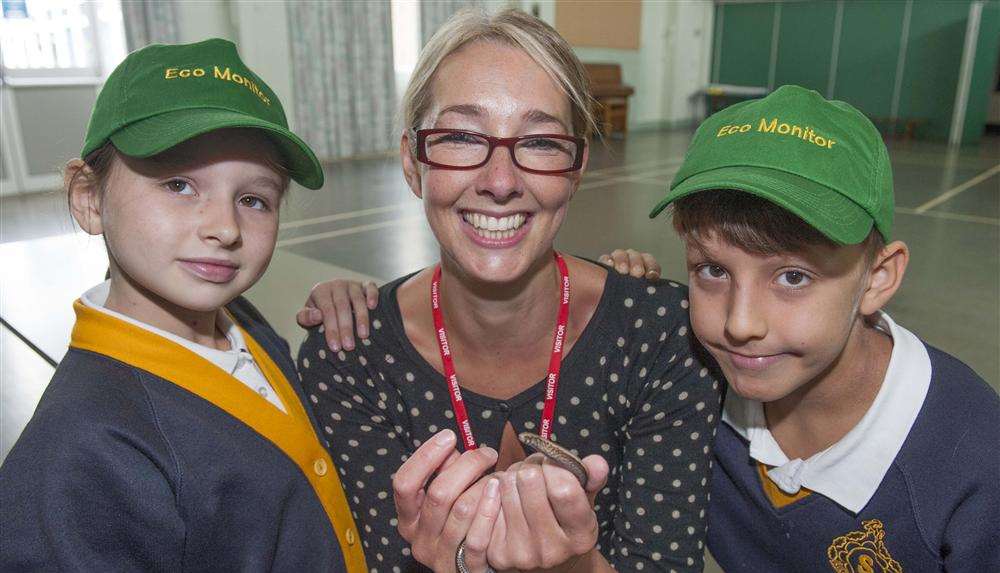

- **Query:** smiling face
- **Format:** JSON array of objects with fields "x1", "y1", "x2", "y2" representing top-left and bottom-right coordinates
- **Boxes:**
[
  {"x1": 685, "y1": 233, "x2": 875, "y2": 403},
  {"x1": 78, "y1": 129, "x2": 287, "y2": 318},
  {"x1": 401, "y1": 41, "x2": 587, "y2": 284}
]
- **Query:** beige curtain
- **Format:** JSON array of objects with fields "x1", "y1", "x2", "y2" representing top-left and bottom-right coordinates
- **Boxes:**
[
  {"x1": 420, "y1": 0, "x2": 484, "y2": 46},
  {"x1": 287, "y1": 1, "x2": 396, "y2": 161},
  {"x1": 121, "y1": 0, "x2": 179, "y2": 52}
]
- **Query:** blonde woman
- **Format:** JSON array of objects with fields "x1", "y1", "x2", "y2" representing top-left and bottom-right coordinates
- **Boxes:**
[{"x1": 298, "y1": 10, "x2": 720, "y2": 572}]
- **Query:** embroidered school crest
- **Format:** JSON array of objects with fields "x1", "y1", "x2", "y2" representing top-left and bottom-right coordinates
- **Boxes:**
[{"x1": 827, "y1": 519, "x2": 903, "y2": 573}]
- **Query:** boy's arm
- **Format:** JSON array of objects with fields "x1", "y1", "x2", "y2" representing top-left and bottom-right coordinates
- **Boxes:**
[
  {"x1": 0, "y1": 372, "x2": 184, "y2": 571},
  {"x1": 941, "y1": 414, "x2": 1000, "y2": 571}
]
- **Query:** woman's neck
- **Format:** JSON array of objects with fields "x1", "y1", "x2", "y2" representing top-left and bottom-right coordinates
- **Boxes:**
[
  {"x1": 436, "y1": 250, "x2": 562, "y2": 355},
  {"x1": 104, "y1": 269, "x2": 230, "y2": 350}
]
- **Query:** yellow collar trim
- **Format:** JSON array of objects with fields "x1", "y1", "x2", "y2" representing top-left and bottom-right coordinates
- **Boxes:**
[
  {"x1": 757, "y1": 461, "x2": 813, "y2": 509},
  {"x1": 69, "y1": 300, "x2": 367, "y2": 571}
]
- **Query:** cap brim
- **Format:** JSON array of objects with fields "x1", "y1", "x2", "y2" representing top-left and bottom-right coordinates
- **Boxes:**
[
  {"x1": 110, "y1": 109, "x2": 325, "y2": 189},
  {"x1": 647, "y1": 165, "x2": 873, "y2": 244}
]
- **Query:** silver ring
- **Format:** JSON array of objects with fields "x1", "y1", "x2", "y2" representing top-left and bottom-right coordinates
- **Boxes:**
[{"x1": 456, "y1": 540, "x2": 495, "y2": 573}]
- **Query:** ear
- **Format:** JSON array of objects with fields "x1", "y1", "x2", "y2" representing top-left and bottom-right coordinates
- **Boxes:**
[
  {"x1": 859, "y1": 240, "x2": 909, "y2": 315},
  {"x1": 65, "y1": 159, "x2": 104, "y2": 235},
  {"x1": 400, "y1": 131, "x2": 423, "y2": 199}
]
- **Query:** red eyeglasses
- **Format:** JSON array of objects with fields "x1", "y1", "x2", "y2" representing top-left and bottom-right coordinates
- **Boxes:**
[{"x1": 414, "y1": 129, "x2": 585, "y2": 175}]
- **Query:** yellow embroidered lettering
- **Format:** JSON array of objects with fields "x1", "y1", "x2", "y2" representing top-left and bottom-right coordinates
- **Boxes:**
[
  {"x1": 749, "y1": 118, "x2": 837, "y2": 149},
  {"x1": 179, "y1": 69, "x2": 191, "y2": 78},
  {"x1": 165, "y1": 68, "x2": 179, "y2": 79},
  {"x1": 193, "y1": 68, "x2": 205, "y2": 77},
  {"x1": 211, "y1": 65, "x2": 271, "y2": 106},
  {"x1": 758, "y1": 118, "x2": 777, "y2": 133}
]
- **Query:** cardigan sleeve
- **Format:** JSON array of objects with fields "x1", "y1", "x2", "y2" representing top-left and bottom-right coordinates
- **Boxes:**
[{"x1": 0, "y1": 362, "x2": 185, "y2": 572}]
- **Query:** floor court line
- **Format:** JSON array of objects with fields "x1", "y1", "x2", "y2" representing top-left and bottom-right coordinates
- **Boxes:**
[
  {"x1": 896, "y1": 206, "x2": 999, "y2": 226},
  {"x1": 277, "y1": 165, "x2": 685, "y2": 248},
  {"x1": 276, "y1": 215, "x2": 426, "y2": 248},
  {"x1": 278, "y1": 161, "x2": 999, "y2": 250},
  {"x1": 581, "y1": 166, "x2": 681, "y2": 190},
  {"x1": 279, "y1": 163, "x2": 685, "y2": 230},
  {"x1": 280, "y1": 204, "x2": 413, "y2": 230},
  {"x1": 914, "y1": 163, "x2": 1000, "y2": 213},
  {"x1": 585, "y1": 156, "x2": 685, "y2": 178}
]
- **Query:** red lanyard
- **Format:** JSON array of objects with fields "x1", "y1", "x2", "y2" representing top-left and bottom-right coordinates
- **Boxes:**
[{"x1": 431, "y1": 252, "x2": 571, "y2": 450}]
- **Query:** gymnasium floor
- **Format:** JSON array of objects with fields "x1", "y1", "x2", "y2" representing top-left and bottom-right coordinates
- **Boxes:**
[{"x1": 2, "y1": 129, "x2": 997, "y2": 570}]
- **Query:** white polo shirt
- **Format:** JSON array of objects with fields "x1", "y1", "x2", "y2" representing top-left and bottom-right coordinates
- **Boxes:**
[
  {"x1": 721, "y1": 311, "x2": 932, "y2": 513},
  {"x1": 81, "y1": 281, "x2": 286, "y2": 412}
]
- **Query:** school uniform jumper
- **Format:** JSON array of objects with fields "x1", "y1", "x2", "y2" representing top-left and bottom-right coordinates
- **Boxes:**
[
  {"x1": 0, "y1": 296, "x2": 367, "y2": 572},
  {"x1": 707, "y1": 313, "x2": 1000, "y2": 572}
]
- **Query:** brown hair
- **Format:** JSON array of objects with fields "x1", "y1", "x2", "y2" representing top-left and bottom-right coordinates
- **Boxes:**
[
  {"x1": 670, "y1": 189, "x2": 884, "y2": 261},
  {"x1": 400, "y1": 8, "x2": 597, "y2": 140},
  {"x1": 68, "y1": 141, "x2": 119, "y2": 198}
]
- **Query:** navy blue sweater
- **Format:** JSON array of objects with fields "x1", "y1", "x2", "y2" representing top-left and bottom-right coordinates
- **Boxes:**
[
  {"x1": 0, "y1": 298, "x2": 363, "y2": 572},
  {"x1": 707, "y1": 345, "x2": 999, "y2": 572}
]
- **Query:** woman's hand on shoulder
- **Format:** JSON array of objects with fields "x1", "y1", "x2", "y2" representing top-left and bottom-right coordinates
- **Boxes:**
[
  {"x1": 296, "y1": 279, "x2": 378, "y2": 352},
  {"x1": 486, "y1": 454, "x2": 611, "y2": 572},
  {"x1": 598, "y1": 248, "x2": 661, "y2": 280}
]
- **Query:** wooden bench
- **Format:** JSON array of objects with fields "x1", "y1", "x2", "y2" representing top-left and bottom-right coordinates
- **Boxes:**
[
  {"x1": 584, "y1": 63, "x2": 634, "y2": 136},
  {"x1": 871, "y1": 117, "x2": 927, "y2": 141},
  {"x1": 699, "y1": 84, "x2": 770, "y2": 119}
]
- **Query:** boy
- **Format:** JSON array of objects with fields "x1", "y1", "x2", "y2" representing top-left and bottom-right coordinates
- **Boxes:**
[
  {"x1": 0, "y1": 39, "x2": 366, "y2": 571},
  {"x1": 648, "y1": 85, "x2": 999, "y2": 571}
]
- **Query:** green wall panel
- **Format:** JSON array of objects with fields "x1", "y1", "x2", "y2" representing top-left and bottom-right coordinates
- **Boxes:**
[
  {"x1": 962, "y1": 2, "x2": 1000, "y2": 143},
  {"x1": 832, "y1": 0, "x2": 906, "y2": 119},
  {"x1": 773, "y1": 1, "x2": 838, "y2": 94},
  {"x1": 715, "y1": 2, "x2": 775, "y2": 87},
  {"x1": 897, "y1": 1, "x2": 971, "y2": 139},
  {"x1": 710, "y1": 0, "x2": 995, "y2": 142}
]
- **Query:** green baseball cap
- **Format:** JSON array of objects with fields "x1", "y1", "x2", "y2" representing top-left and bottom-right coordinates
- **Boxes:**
[
  {"x1": 649, "y1": 85, "x2": 892, "y2": 244},
  {"x1": 81, "y1": 38, "x2": 324, "y2": 189}
]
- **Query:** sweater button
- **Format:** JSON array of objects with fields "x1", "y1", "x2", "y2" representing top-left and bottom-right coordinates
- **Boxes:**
[
  {"x1": 313, "y1": 458, "x2": 328, "y2": 476},
  {"x1": 346, "y1": 529, "x2": 356, "y2": 545},
  {"x1": 499, "y1": 401, "x2": 510, "y2": 413}
]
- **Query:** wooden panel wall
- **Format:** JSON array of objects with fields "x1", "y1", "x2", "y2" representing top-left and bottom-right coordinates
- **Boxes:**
[{"x1": 554, "y1": 0, "x2": 642, "y2": 50}]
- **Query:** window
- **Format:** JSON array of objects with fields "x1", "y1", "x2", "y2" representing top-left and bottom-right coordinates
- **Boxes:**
[
  {"x1": 1, "y1": 0, "x2": 126, "y2": 81},
  {"x1": 390, "y1": 0, "x2": 420, "y2": 101}
]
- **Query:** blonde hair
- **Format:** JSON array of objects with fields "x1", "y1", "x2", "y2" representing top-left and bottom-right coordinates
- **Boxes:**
[{"x1": 400, "y1": 8, "x2": 596, "y2": 140}]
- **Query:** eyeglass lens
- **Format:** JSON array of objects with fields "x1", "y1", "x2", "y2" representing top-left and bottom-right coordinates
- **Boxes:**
[{"x1": 424, "y1": 131, "x2": 579, "y2": 172}]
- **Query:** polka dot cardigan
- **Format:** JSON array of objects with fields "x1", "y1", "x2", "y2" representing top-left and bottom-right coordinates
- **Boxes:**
[{"x1": 299, "y1": 270, "x2": 722, "y2": 572}]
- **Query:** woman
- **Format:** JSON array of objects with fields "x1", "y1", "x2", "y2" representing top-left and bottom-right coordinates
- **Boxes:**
[{"x1": 298, "y1": 9, "x2": 720, "y2": 572}]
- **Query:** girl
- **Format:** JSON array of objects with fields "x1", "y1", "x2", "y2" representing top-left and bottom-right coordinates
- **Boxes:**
[{"x1": 0, "y1": 39, "x2": 366, "y2": 572}]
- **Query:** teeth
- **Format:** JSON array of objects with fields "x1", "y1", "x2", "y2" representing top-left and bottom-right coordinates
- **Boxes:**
[{"x1": 462, "y1": 212, "x2": 527, "y2": 239}]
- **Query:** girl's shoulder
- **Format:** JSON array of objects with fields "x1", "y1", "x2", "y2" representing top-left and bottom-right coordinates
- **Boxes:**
[{"x1": 6, "y1": 349, "x2": 175, "y2": 477}]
